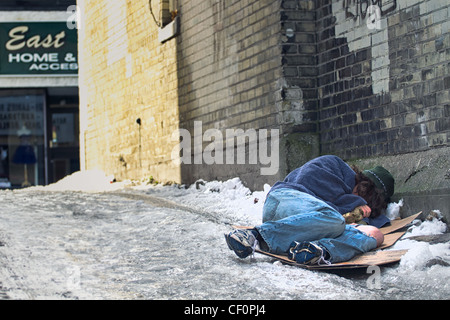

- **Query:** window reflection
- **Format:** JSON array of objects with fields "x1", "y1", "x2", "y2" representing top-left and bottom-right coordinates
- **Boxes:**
[{"x1": 0, "y1": 92, "x2": 45, "y2": 187}]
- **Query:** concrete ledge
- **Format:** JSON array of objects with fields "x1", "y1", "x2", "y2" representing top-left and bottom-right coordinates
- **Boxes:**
[
  {"x1": 350, "y1": 147, "x2": 450, "y2": 224},
  {"x1": 158, "y1": 16, "x2": 179, "y2": 43},
  {"x1": 397, "y1": 189, "x2": 449, "y2": 223}
]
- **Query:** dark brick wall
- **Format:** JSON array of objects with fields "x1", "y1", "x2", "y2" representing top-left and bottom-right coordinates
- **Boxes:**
[
  {"x1": 280, "y1": 0, "x2": 318, "y2": 134},
  {"x1": 307, "y1": 0, "x2": 450, "y2": 159}
]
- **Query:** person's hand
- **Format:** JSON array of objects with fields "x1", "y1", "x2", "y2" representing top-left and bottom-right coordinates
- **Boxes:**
[{"x1": 359, "y1": 205, "x2": 371, "y2": 218}]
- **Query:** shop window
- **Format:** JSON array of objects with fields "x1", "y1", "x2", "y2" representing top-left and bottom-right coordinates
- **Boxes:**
[
  {"x1": 0, "y1": 90, "x2": 45, "y2": 188},
  {"x1": 51, "y1": 113, "x2": 76, "y2": 147}
]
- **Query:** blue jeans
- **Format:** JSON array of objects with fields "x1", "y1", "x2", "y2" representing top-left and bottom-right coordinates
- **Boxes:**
[{"x1": 256, "y1": 188, "x2": 377, "y2": 263}]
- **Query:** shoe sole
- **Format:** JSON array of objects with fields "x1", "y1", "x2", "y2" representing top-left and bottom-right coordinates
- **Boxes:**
[{"x1": 224, "y1": 232, "x2": 253, "y2": 259}]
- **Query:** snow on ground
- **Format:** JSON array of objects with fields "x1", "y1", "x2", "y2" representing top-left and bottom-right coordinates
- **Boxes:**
[
  {"x1": 32, "y1": 171, "x2": 269, "y2": 226},
  {"x1": 1, "y1": 170, "x2": 449, "y2": 299}
]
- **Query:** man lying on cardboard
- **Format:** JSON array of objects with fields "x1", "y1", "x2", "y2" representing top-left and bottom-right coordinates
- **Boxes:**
[{"x1": 225, "y1": 155, "x2": 394, "y2": 265}]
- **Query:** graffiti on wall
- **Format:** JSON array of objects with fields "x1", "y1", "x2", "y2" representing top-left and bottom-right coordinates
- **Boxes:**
[{"x1": 343, "y1": 0, "x2": 397, "y2": 21}]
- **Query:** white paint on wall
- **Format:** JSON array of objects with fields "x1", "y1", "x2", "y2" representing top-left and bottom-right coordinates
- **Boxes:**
[{"x1": 332, "y1": 1, "x2": 390, "y2": 94}]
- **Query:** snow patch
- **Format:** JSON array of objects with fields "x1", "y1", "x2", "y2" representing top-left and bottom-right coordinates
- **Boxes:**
[
  {"x1": 389, "y1": 218, "x2": 450, "y2": 271},
  {"x1": 386, "y1": 199, "x2": 403, "y2": 220},
  {"x1": 29, "y1": 170, "x2": 128, "y2": 193},
  {"x1": 405, "y1": 218, "x2": 447, "y2": 238},
  {"x1": 132, "y1": 177, "x2": 271, "y2": 226}
]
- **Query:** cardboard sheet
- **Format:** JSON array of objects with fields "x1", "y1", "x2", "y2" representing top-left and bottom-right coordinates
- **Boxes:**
[
  {"x1": 380, "y1": 212, "x2": 422, "y2": 235},
  {"x1": 309, "y1": 249, "x2": 409, "y2": 270},
  {"x1": 378, "y1": 232, "x2": 405, "y2": 250},
  {"x1": 253, "y1": 248, "x2": 409, "y2": 270}
]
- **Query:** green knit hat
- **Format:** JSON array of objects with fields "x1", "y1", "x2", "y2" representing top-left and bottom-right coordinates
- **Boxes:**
[{"x1": 362, "y1": 166, "x2": 395, "y2": 199}]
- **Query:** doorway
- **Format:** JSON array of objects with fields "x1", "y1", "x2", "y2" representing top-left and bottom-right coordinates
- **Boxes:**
[{"x1": 46, "y1": 87, "x2": 79, "y2": 184}]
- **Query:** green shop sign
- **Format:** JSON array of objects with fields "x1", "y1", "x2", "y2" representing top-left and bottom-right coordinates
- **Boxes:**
[{"x1": 0, "y1": 22, "x2": 77, "y2": 76}]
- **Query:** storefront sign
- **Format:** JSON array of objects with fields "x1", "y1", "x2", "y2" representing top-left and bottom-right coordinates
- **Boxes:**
[{"x1": 0, "y1": 22, "x2": 77, "y2": 76}]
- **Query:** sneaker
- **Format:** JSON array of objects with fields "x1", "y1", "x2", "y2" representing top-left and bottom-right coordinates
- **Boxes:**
[
  {"x1": 288, "y1": 241, "x2": 328, "y2": 265},
  {"x1": 225, "y1": 229, "x2": 258, "y2": 259}
]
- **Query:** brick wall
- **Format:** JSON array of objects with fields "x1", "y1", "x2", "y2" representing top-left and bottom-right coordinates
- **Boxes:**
[
  {"x1": 176, "y1": 0, "x2": 285, "y2": 186},
  {"x1": 280, "y1": 0, "x2": 318, "y2": 134},
  {"x1": 79, "y1": 0, "x2": 291, "y2": 188},
  {"x1": 78, "y1": 0, "x2": 180, "y2": 182},
  {"x1": 78, "y1": 0, "x2": 449, "y2": 190},
  {"x1": 316, "y1": 0, "x2": 450, "y2": 159}
]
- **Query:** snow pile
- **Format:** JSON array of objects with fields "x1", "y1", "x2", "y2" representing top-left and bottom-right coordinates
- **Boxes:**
[
  {"x1": 384, "y1": 200, "x2": 449, "y2": 271},
  {"x1": 137, "y1": 177, "x2": 271, "y2": 226},
  {"x1": 404, "y1": 217, "x2": 447, "y2": 238},
  {"x1": 397, "y1": 241, "x2": 449, "y2": 270},
  {"x1": 390, "y1": 218, "x2": 449, "y2": 270},
  {"x1": 386, "y1": 199, "x2": 403, "y2": 220},
  {"x1": 29, "y1": 170, "x2": 128, "y2": 193}
]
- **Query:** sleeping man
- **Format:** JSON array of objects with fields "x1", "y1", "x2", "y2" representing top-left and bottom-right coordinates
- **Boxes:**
[{"x1": 225, "y1": 155, "x2": 394, "y2": 265}]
